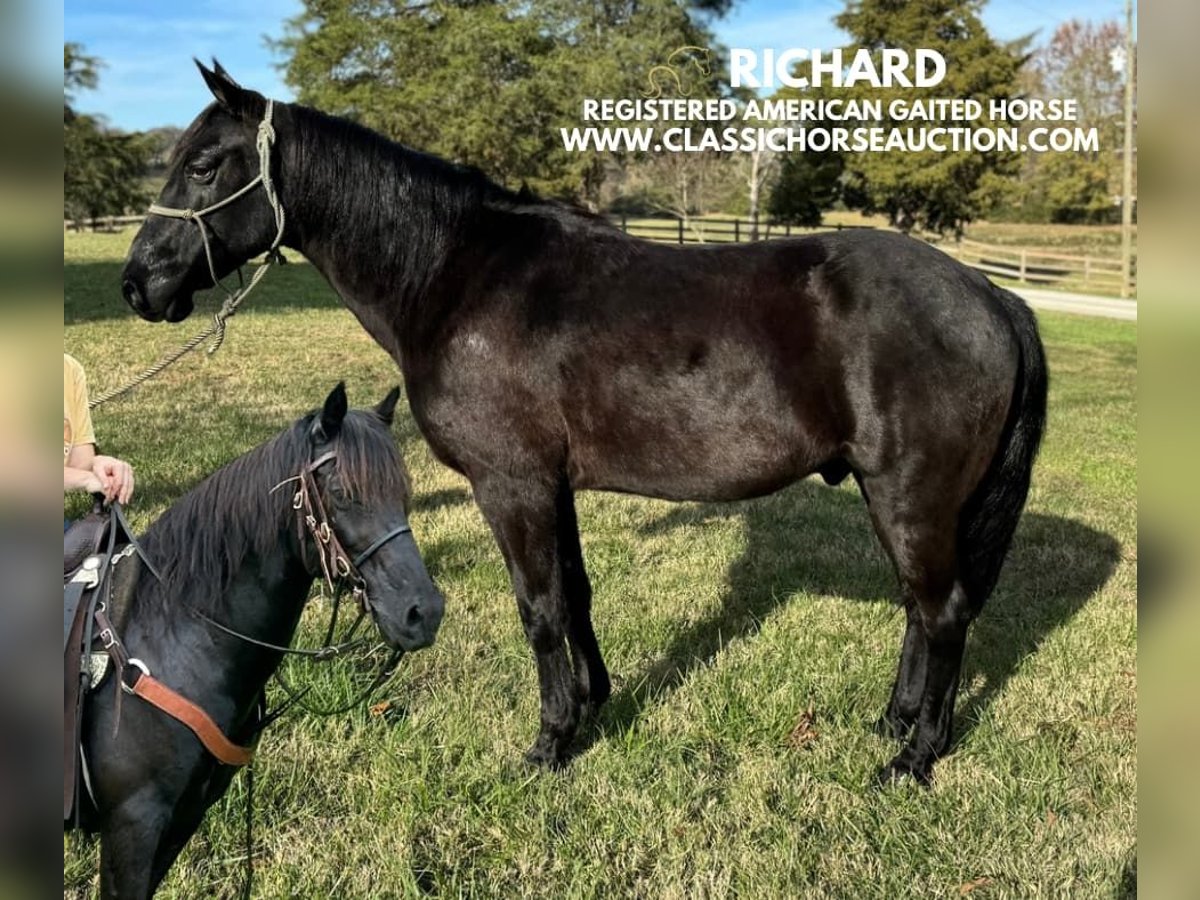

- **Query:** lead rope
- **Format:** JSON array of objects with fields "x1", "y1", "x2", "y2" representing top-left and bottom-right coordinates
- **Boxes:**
[
  {"x1": 242, "y1": 760, "x2": 254, "y2": 900},
  {"x1": 89, "y1": 100, "x2": 287, "y2": 410}
]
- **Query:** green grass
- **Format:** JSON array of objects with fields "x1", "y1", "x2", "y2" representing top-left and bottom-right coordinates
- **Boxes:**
[
  {"x1": 963, "y1": 221, "x2": 1136, "y2": 258},
  {"x1": 64, "y1": 230, "x2": 1136, "y2": 898}
]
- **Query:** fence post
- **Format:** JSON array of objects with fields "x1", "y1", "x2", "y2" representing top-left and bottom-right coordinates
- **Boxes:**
[
  {"x1": 621, "y1": 214, "x2": 628, "y2": 234},
  {"x1": 1083, "y1": 256, "x2": 1091, "y2": 288},
  {"x1": 785, "y1": 223, "x2": 791, "y2": 237},
  {"x1": 1019, "y1": 249, "x2": 1027, "y2": 284},
  {"x1": 678, "y1": 218, "x2": 684, "y2": 245},
  {"x1": 734, "y1": 220, "x2": 740, "y2": 243}
]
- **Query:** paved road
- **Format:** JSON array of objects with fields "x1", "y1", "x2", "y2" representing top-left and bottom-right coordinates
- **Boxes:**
[{"x1": 1012, "y1": 287, "x2": 1137, "y2": 322}]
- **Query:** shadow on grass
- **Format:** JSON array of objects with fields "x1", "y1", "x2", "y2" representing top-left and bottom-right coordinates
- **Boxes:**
[
  {"x1": 410, "y1": 488, "x2": 472, "y2": 516},
  {"x1": 576, "y1": 479, "x2": 1120, "y2": 758},
  {"x1": 65, "y1": 259, "x2": 339, "y2": 324}
]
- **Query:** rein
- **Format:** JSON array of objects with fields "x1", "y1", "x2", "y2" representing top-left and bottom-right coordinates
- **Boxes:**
[{"x1": 89, "y1": 99, "x2": 288, "y2": 410}]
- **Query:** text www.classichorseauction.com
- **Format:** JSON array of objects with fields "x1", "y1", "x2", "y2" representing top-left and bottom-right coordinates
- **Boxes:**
[{"x1": 561, "y1": 47, "x2": 1099, "y2": 154}]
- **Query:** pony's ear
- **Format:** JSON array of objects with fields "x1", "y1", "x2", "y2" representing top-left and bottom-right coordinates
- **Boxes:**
[
  {"x1": 316, "y1": 382, "x2": 348, "y2": 440},
  {"x1": 375, "y1": 387, "x2": 401, "y2": 426},
  {"x1": 195, "y1": 58, "x2": 266, "y2": 121}
]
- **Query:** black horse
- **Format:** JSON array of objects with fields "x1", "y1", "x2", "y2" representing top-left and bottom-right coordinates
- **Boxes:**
[
  {"x1": 72, "y1": 384, "x2": 444, "y2": 898},
  {"x1": 121, "y1": 63, "x2": 1047, "y2": 785}
]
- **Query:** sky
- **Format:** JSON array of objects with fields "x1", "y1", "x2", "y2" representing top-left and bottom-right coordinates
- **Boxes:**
[{"x1": 65, "y1": 0, "x2": 1133, "y2": 132}]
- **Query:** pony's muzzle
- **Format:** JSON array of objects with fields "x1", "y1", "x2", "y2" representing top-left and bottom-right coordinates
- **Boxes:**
[{"x1": 390, "y1": 588, "x2": 444, "y2": 650}]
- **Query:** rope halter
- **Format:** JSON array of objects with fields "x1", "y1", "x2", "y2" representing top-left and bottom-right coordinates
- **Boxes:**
[
  {"x1": 145, "y1": 99, "x2": 287, "y2": 353},
  {"x1": 88, "y1": 100, "x2": 287, "y2": 410}
]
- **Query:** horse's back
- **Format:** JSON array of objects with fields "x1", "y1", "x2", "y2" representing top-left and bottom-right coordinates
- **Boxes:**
[{"x1": 419, "y1": 224, "x2": 1024, "y2": 503}]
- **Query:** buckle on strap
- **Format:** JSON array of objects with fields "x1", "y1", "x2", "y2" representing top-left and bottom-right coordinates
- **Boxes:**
[{"x1": 121, "y1": 658, "x2": 150, "y2": 695}]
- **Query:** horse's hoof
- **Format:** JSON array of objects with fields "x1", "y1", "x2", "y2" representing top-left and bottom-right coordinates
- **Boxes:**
[
  {"x1": 874, "y1": 754, "x2": 933, "y2": 788},
  {"x1": 524, "y1": 735, "x2": 568, "y2": 769}
]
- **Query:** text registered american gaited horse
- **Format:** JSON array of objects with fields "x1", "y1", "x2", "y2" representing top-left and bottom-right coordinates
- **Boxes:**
[{"x1": 121, "y1": 63, "x2": 1047, "y2": 786}]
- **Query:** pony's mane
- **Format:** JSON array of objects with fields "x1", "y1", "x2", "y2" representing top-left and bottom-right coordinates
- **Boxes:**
[{"x1": 141, "y1": 408, "x2": 409, "y2": 599}]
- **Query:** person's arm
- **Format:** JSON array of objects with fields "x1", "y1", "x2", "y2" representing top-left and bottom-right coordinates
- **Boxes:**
[{"x1": 64, "y1": 442, "x2": 102, "y2": 494}]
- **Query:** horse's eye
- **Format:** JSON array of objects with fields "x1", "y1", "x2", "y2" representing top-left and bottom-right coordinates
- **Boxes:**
[{"x1": 186, "y1": 164, "x2": 215, "y2": 184}]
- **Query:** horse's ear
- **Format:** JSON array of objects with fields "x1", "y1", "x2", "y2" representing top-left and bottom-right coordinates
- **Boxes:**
[
  {"x1": 316, "y1": 382, "x2": 348, "y2": 440},
  {"x1": 195, "y1": 57, "x2": 265, "y2": 121},
  {"x1": 375, "y1": 387, "x2": 402, "y2": 426},
  {"x1": 211, "y1": 59, "x2": 239, "y2": 86}
]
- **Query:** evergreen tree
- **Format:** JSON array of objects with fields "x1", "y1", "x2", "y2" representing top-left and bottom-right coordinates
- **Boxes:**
[
  {"x1": 831, "y1": 0, "x2": 1028, "y2": 233},
  {"x1": 271, "y1": 0, "x2": 722, "y2": 204},
  {"x1": 64, "y1": 44, "x2": 150, "y2": 224}
]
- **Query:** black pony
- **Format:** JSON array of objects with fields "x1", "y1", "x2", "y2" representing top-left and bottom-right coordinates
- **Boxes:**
[
  {"x1": 73, "y1": 384, "x2": 443, "y2": 898},
  {"x1": 122, "y1": 63, "x2": 1047, "y2": 785}
]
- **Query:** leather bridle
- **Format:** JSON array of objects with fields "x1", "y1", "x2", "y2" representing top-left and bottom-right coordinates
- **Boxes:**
[
  {"x1": 188, "y1": 449, "x2": 413, "y2": 660},
  {"x1": 293, "y1": 449, "x2": 413, "y2": 618}
]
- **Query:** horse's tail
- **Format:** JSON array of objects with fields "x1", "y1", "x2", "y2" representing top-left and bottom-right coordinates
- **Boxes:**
[{"x1": 957, "y1": 286, "x2": 1048, "y2": 607}]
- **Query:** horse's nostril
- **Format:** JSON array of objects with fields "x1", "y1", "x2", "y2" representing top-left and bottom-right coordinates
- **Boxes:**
[
  {"x1": 405, "y1": 603, "x2": 423, "y2": 627},
  {"x1": 122, "y1": 279, "x2": 142, "y2": 307}
]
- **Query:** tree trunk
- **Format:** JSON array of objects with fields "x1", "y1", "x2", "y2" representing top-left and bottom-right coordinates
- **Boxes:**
[{"x1": 748, "y1": 151, "x2": 762, "y2": 241}]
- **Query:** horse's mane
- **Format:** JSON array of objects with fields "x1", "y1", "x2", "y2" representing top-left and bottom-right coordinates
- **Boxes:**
[
  {"x1": 140, "y1": 408, "x2": 409, "y2": 601},
  {"x1": 284, "y1": 104, "x2": 619, "y2": 298}
]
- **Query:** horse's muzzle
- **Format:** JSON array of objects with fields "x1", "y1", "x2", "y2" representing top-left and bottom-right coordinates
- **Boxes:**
[
  {"x1": 121, "y1": 273, "x2": 194, "y2": 323},
  {"x1": 121, "y1": 278, "x2": 159, "y2": 320},
  {"x1": 382, "y1": 589, "x2": 445, "y2": 652}
]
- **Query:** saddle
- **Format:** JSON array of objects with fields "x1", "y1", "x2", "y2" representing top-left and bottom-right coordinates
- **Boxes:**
[{"x1": 64, "y1": 500, "x2": 156, "y2": 826}]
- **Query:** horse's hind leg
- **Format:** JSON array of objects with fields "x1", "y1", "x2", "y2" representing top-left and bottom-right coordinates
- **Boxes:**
[
  {"x1": 864, "y1": 475, "x2": 973, "y2": 785},
  {"x1": 556, "y1": 482, "x2": 611, "y2": 711}
]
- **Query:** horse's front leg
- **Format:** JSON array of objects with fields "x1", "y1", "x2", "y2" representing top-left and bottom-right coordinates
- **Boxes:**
[
  {"x1": 474, "y1": 475, "x2": 580, "y2": 766},
  {"x1": 99, "y1": 791, "x2": 173, "y2": 900}
]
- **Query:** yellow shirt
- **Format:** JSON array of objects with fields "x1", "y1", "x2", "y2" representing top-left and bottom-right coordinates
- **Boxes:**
[{"x1": 64, "y1": 354, "x2": 95, "y2": 463}]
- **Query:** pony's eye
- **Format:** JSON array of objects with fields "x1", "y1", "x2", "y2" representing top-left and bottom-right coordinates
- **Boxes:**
[{"x1": 186, "y1": 164, "x2": 215, "y2": 183}]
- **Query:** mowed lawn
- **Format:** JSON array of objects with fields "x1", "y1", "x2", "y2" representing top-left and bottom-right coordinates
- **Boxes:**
[{"x1": 64, "y1": 231, "x2": 1136, "y2": 898}]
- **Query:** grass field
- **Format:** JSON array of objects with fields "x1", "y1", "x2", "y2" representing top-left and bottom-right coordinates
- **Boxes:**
[{"x1": 64, "y1": 230, "x2": 1136, "y2": 898}]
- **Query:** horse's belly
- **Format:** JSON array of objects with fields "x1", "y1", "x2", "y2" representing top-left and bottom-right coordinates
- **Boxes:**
[{"x1": 566, "y1": 396, "x2": 831, "y2": 502}]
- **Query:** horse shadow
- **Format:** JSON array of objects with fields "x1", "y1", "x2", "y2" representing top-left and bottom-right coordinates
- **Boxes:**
[{"x1": 579, "y1": 479, "x2": 1120, "y2": 755}]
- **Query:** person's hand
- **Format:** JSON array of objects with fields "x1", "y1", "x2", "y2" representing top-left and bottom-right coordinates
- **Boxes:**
[{"x1": 91, "y1": 455, "x2": 135, "y2": 504}]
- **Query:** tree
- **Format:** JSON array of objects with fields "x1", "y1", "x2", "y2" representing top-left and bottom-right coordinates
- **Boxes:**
[
  {"x1": 271, "y1": 0, "x2": 723, "y2": 204},
  {"x1": 64, "y1": 44, "x2": 150, "y2": 225},
  {"x1": 975, "y1": 18, "x2": 1132, "y2": 224},
  {"x1": 830, "y1": 0, "x2": 1028, "y2": 233},
  {"x1": 768, "y1": 148, "x2": 843, "y2": 227},
  {"x1": 64, "y1": 43, "x2": 100, "y2": 109},
  {"x1": 1029, "y1": 19, "x2": 1127, "y2": 222}
]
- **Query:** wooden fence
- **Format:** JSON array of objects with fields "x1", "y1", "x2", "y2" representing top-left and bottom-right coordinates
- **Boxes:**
[
  {"x1": 610, "y1": 215, "x2": 870, "y2": 245},
  {"x1": 937, "y1": 238, "x2": 1134, "y2": 294},
  {"x1": 610, "y1": 216, "x2": 1134, "y2": 294},
  {"x1": 65, "y1": 214, "x2": 148, "y2": 231}
]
